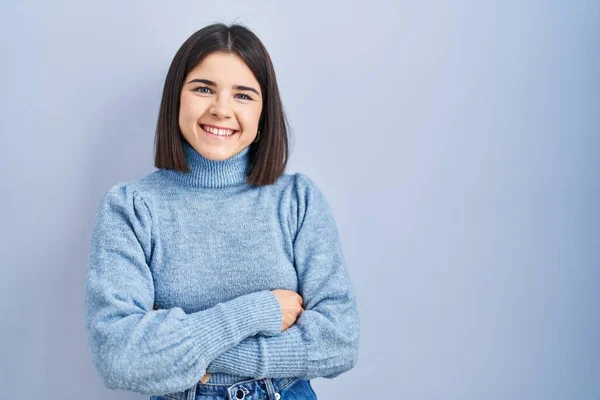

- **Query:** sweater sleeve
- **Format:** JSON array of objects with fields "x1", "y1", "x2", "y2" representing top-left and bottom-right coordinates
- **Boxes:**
[
  {"x1": 206, "y1": 173, "x2": 360, "y2": 380},
  {"x1": 84, "y1": 183, "x2": 282, "y2": 395}
]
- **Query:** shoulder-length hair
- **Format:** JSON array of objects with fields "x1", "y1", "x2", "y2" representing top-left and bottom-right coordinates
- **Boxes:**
[{"x1": 154, "y1": 23, "x2": 290, "y2": 186}]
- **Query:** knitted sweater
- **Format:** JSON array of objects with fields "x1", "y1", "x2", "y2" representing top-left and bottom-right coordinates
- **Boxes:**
[{"x1": 84, "y1": 140, "x2": 360, "y2": 395}]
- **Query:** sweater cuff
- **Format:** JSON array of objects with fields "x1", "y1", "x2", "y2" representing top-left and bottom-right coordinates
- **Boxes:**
[
  {"x1": 255, "y1": 290, "x2": 283, "y2": 336},
  {"x1": 185, "y1": 290, "x2": 281, "y2": 343},
  {"x1": 210, "y1": 325, "x2": 309, "y2": 377}
]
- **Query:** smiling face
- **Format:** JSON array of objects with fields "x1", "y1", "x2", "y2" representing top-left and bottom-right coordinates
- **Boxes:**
[{"x1": 179, "y1": 52, "x2": 263, "y2": 161}]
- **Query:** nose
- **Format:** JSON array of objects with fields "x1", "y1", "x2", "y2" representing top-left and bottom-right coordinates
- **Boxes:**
[{"x1": 209, "y1": 94, "x2": 233, "y2": 119}]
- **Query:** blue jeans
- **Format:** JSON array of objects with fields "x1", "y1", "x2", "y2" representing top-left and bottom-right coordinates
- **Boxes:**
[{"x1": 150, "y1": 377, "x2": 317, "y2": 400}]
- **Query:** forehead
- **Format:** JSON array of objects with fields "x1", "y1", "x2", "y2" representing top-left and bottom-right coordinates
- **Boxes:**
[{"x1": 187, "y1": 52, "x2": 259, "y2": 86}]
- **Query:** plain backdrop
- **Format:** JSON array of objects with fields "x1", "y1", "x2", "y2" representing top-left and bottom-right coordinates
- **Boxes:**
[{"x1": 1, "y1": 1, "x2": 598, "y2": 399}]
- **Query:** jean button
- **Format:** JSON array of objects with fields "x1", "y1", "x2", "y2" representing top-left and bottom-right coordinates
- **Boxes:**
[
  {"x1": 235, "y1": 389, "x2": 245, "y2": 399},
  {"x1": 275, "y1": 393, "x2": 281, "y2": 400}
]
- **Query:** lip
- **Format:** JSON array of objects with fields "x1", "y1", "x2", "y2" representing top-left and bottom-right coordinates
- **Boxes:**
[{"x1": 199, "y1": 124, "x2": 239, "y2": 140}]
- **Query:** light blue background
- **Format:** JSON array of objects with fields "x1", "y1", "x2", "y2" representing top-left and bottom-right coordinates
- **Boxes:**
[{"x1": 1, "y1": 1, "x2": 598, "y2": 399}]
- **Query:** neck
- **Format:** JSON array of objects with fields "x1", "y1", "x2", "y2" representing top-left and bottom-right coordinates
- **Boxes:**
[{"x1": 165, "y1": 140, "x2": 251, "y2": 189}]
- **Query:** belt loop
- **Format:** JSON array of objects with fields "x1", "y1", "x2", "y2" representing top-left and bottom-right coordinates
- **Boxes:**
[
  {"x1": 186, "y1": 383, "x2": 197, "y2": 400},
  {"x1": 263, "y1": 378, "x2": 277, "y2": 400}
]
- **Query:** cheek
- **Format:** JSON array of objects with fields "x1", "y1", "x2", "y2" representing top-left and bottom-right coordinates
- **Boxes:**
[
  {"x1": 178, "y1": 99, "x2": 193, "y2": 123},
  {"x1": 238, "y1": 106, "x2": 262, "y2": 130},
  {"x1": 180, "y1": 96, "x2": 209, "y2": 121}
]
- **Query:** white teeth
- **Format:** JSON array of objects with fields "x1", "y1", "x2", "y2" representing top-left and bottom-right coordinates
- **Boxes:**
[{"x1": 202, "y1": 125, "x2": 236, "y2": 136}]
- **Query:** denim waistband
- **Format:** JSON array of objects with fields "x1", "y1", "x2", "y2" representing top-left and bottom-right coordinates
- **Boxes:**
[{"x1": 196, "y1": 376, "x2": 299, "y2": 399}]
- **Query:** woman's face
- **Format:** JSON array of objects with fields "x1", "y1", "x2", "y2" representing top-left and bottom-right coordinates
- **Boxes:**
[{"x1": 179, "y1": 52, "x2": 263, "y2": 161}]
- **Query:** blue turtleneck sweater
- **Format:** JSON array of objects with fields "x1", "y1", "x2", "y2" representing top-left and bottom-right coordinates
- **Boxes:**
[{"x1": 84, "y1": 140, "x2": 360, "y2": 396}]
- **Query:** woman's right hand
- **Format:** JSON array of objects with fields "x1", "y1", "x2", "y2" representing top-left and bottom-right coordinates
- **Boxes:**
[{"x1": 271, "y1": 289, "x2": 304, "y2": 331}]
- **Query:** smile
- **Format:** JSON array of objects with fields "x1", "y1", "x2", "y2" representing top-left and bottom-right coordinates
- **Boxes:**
[{"x1": 200, "y1": 124, "x2": 238, "y2": 137}]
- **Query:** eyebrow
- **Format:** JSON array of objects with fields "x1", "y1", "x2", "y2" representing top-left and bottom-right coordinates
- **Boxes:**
[{"x1": 187, "y1": 78, "x2": 260, "y2": 96}]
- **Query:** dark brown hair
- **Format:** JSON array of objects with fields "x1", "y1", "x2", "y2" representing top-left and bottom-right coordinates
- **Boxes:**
[{"x1": 154, "y1": 23, "x2": 291, "y2": 186}]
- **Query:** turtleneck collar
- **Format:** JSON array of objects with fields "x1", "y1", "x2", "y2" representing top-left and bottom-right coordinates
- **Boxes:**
[{"x1": 164, "y1": 140, "x2": 251, "y2": 189}]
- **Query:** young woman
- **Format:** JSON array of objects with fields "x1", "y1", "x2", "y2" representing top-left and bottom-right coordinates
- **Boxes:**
[{"x1": 84, "y1": 23, "x2": 360, "y2": 400}]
